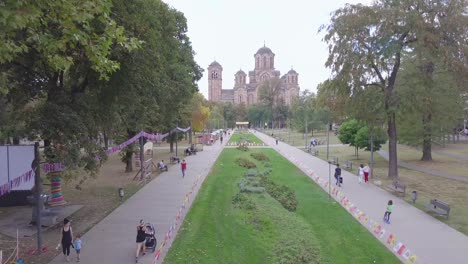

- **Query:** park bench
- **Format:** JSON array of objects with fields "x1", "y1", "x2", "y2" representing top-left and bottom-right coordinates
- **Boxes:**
[
  {"x1": 424, "y1": 199, "x2": 450, "y2": 218},
  {"x1": 170, "y1": 156, "x2": 180, "y2": 164},
  {"x1": 344, "y1": 160, "x2": 352, "y2": 170},
  {"x1": 387, "y1": 181, "x2": 406, "y2": 196},
  {"x1": 331, "y1": 156, "x2": 338, "y2": 165}
]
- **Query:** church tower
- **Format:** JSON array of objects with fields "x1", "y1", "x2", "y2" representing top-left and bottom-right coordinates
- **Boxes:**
[{"x1": 208, "y1": 61, "x2": 223, "y2": 102}]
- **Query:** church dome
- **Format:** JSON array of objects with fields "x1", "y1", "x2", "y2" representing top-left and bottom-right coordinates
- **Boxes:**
[
  {"x1": 256, "y1": 46, "x2": 273, "y2": 55},
  {"x1": 235, "y1": 69, "x2": 246, "y2": 75},
  {"x1": 288, "y1": 69, "x2": 297, "y2": 74},
  {"x1": 209, "y1": 61, "x2": 222, "y2": 68}
]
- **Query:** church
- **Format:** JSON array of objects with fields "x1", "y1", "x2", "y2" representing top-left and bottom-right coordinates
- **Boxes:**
[{"x1": 208, "y1": 45, "x2": 300, "y2": 106}]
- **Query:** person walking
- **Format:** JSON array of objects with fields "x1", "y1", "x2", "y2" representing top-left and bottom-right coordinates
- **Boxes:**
[
  {"x1": 59, "y1": 218, "x2": 74, "y2": 262},
  {"x1": 135, "y1": 220, "x2": 147, "y2": 263},
  {"x1": 181, "y1": 159, "x2": 187, "y2": 178},
  {"x1": 220, "y1": 135, "x2": 223, "y2": 144},
  {"x1": 275, "y1": 138, "x2": 279, "y2": 145},
  {"x1": 363, "y1": 164, "x2": 370, "y2": 183},
  {"x1": 357, "y1": 164, "x2": 364, "y2": 184},
  {"x1": 334, "y1": 164, "x2": 342, "y2": 187},
  {"x1": 383, "y1": 200, "x2": 394, "y2": 224},
  {"x1": 74, "y1": 234, "x2": 82, "y2": 262}
]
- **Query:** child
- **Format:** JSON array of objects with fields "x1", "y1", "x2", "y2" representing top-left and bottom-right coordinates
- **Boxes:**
[
  {"x1": 383, "y1": 200, "x2": 394, "y2": 224},
  {"x1": 74, "y1": 234, "x2": 82, "y2": 262}
]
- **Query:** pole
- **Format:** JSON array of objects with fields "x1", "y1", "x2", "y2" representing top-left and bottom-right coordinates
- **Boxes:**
[
  {"x1": 305, "y1": 117, "x2": 308, "y2": 149},
  {"x1": 139, "y1": 137, "x2": 145, "y2": 181},
  {"x1": 370, "y1": 126, "x2": 374, "y2": 179},
  {"x1": 326, "y1": 122, "x2": 330, "y2": 161},
  {"x1": 288, "y1": 119, "x2": 291, "y2": 144},
  {"x1": 328, "y1": 161, "x2": 331, "y2": 201},
  {"x1": 33, "y1": 142, "x2": 42, "y2": 255},
  {"x1": 175, "y1": 121, "x2": 179, "y2": 157},
  {"x1": 189, "y1": 121, "x2": 193, "y2": 145}
]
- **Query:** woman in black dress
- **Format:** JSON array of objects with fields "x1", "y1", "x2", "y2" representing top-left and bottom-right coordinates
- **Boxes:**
[
  {"x1": 135, "y1": 219, "x2": 147, "y2": 263},
  {"x1": 59, "y1": 218, "x2": 74, "y2": 262}
]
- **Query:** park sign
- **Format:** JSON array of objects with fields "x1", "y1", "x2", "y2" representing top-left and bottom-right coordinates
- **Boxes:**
[{"x1": 0, "y1": 145, "x2": 35, "y2": 196}]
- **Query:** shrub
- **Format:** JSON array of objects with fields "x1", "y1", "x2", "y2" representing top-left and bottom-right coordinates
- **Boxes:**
[
  {"x1": 264, "y1": 162, "x2": 272, "y2": 168},
  {"x1": 245, "y1": 169, "x2": 260, "y2": 177},
  {"x1": 250, "y1": 152, "x2": 270, "y2": 161},
  {"x1": 235, "y1": 157, "x2": 256, "y2": 168},
  {"x1": 236, "y1": 145, "x2": 249, "y2": 151},
  {"x1": 276, "y1": 239, "x2": 319, "y2": 264},
  {"x1": 232, "y1": 192, "x2": 256, "y2": 210},
  {"x1": 260, "y1": 176, "x2": 298, "y2": 212},
  {"x1": 239, "y1": 178, "x2": 265, "y2": 193}
]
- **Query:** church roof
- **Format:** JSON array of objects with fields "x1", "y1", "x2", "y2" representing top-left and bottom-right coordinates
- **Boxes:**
[
  {"x1": 288, "y1": 69, "x2": 298, "y2": 74},
  {"x1": 235, "y1": 69, "x2": 246, "y2": 75},
  {"x1": 255, "y1": 46, "x2": 273, "y2": 55},
  {"x1": 209, "y1": 61, "x2": 222, "y2": 68}
]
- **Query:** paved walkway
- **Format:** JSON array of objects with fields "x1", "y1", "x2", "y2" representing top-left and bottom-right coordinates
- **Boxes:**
[
  {"x1": 378, "y1": 150, "x2": 468, "y2": 183},
  {"x1": 256, "y1": 131, "x2": 468, "y2": 264},
  {"x1": 431, "y1": 150, "x2": 468, "y2": 161},
  {"x1": 49, "y1": 138, "x2": 228, "y2": 264}
]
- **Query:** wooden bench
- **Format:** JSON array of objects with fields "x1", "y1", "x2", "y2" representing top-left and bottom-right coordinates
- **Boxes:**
[
  {"x1": 424, "y1": 199, "x2": 450, "y2": 218},
  {"x1": 387, "y1": 181, "x2": 406, "y2": 196},
  {"x1": 344, "y1": 160, "x2": 352, "y2": 170},
  {"x1": 331, "y1": 156, "x2": 338, "y2": 165}
]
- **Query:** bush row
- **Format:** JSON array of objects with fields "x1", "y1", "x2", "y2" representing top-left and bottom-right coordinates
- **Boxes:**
[
  {"x1": 250, "y1": 152, "x2": 270, "y2": 161},
  {"x1": 260, "y1": 176, "x2": 298, "y2": 212},
  {"x1": 236, "y1": 157, "x2": 256, "y2": 168}
]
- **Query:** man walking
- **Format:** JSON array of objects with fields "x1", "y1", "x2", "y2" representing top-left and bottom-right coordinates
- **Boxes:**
[
  {"x1": 181, "y1": 159, "x2": 187, "y2": 178},
  {"x1": 334, "y1": 164, "x2": 342, "y2": 187}
]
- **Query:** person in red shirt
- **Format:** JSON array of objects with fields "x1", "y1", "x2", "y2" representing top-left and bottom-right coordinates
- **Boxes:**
[{"x1": 181, "y1": 159, "x2": 187, "y2": 178}]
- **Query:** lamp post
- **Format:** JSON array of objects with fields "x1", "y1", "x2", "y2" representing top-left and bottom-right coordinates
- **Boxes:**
[
  {"x1": 328, "y1": 161, "x2": 332, "y2": 201},
  {"x1": 326, "y1": 121, "x2": 330, "y2": 161},
  {"x1": 175, "y1": 121, "x2": 179, "y2": 157}
]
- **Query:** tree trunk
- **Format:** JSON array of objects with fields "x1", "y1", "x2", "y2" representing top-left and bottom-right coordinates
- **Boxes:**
[
  {"x1": 103, "y1": 131, "x2": 109, "y2": 150},
  {"x1": 387, "y1": 112, "x2": 399, "y2": 178},
  {"x1": 170, "y1": 141, "x2": 174, "y2": 153},
  {"x1": 13, "y1": 137, "x2": 20, "y2": 145},
  {"x1": 48, "y1": 173, "x2": 67, "y2": 207},
  {"x1": 421, "y1": 113, "x2": 433, "y2": 161},
  {"x1": 125, "y1": 151, "x2": 133, "y2": 172}
]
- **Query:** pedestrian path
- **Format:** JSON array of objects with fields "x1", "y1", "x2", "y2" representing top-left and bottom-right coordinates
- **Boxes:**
[
  {"x1": 49, "y1": 137, "x2": 229, "y2": 264},
  {"x1": 378, "y1": 150, "x2": 468, "y2": 183},
  {"x1": 256, "y1": 131, "x2": 468, "y2": 264}
]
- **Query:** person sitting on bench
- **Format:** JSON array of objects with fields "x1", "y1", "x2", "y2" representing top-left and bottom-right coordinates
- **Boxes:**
[
  {"x1": 171, "y1": 156, "x2": 180, "y2": 164},
  {"x1": 190, "y1": 144, "x2": 197, "y2": 154},
  {"x1": 158, "y1": 160, "x2": 168, "y2": 171},
  {"x1": 185, "y1": 147, "x2": 192, "y2": 156}
]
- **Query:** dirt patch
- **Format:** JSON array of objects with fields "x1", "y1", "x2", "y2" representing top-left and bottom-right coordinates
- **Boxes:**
[{"x1": 0, "y1": 147, "x2": 178, "y2": 264}]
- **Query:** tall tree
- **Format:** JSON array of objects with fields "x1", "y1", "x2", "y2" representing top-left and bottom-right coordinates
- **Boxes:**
[{"x1": 322, "y1": 0, "x2": 467, "y2": 178}]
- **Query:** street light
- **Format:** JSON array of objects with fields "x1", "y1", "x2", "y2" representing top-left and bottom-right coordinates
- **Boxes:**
[{"x1": 328, "y1": 161, "x2": 332, "y2": 201}]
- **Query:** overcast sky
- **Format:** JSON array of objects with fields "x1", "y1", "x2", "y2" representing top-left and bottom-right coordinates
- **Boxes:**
[{"x1": 163, "y1": 0, "x2": 372, "y2": 99}]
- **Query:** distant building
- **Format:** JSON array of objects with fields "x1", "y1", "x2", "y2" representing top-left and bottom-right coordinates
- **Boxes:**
[{"x1": 208, "y1": 45, "x2": 300, "y2": 106}]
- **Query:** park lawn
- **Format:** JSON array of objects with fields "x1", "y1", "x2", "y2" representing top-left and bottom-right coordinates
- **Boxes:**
[
  {"x1": 164, "y1": 148, "x2": 399, "y2": 264},
  {"x1": 312, "y1": 145, "x2": 468, "y2": 236},
  {"x1": 262, "y1": 128, "x2": 342, "y2": 146},
  {"x1": 228, "y1": 131, "x2": 264, "y2": 144}
]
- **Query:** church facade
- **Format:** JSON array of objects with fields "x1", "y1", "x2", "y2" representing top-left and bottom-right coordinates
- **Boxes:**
[{"x1": 208, "y1": 46, "x2": 300, "y2": 106}]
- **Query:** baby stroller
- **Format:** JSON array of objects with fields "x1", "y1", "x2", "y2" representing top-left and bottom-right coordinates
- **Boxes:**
[{"x1": 145, "y1": 223, "x2": 157, "y2": 252}]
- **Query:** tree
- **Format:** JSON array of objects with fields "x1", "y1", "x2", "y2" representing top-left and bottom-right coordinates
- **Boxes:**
[
  {"x1": 355, "y1": 126, "x2": 387, "y2": 152},
  {"x1": 322, "y1": 0, "x2": 467, "y2": 178},
  {"x1": 258, "y1": 77, "x2": 287, "y2": 127},
  {"x1": 191, "y1": 93, "x2": 210, "y2": 132},
  {"x1": 338, "y1": 119, "x2": 362, "y2": 157}
]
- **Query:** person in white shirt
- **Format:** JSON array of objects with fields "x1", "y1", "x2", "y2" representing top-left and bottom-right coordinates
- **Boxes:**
[{"x1": 357, "y1": 164, "x2": 364, "y2": 184}]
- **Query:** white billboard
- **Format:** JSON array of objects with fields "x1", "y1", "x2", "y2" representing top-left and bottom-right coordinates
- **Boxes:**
[{"x1": 0, "y1": 145, "x2": 35, "y2": 191}]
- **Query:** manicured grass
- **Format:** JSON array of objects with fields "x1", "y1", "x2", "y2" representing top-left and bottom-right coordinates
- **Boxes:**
[
  {"x1": 262, "y1": 128, "x2": 342, "y2": 146},
  {"x1": 164, "y1": 148, "x2": 399, "y2": 264},
  {"x1": 228, "y1": 131, "x2": 264, "y2": 144}
]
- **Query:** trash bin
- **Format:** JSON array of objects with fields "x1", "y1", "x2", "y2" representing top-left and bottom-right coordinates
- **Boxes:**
[{"x1": 411, "y1": 191, "x2": 418, "y2": 204}]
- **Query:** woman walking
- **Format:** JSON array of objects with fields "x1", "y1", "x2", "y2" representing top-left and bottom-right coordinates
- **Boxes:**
[
  {"x1": 136, "y1": 219, "x2": 147, "y2": 263},
  {"x1": 357, "y1": 164, "x2": 364, "y2": 184},
  {"x1": 59, "y1": 218, "x2": 74, "y2": 262},
  {"x1": 363, "y1": 164, "x2": 370, "y2": 183}
]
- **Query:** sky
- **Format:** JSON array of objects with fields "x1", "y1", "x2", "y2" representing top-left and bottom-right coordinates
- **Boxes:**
[{"x1": 163, "y1": 0, "x2": 372, "y2": 99}]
